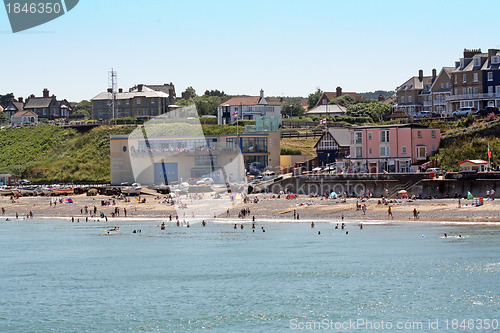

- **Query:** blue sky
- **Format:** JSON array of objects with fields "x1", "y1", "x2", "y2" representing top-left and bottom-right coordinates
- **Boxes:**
[{"x1": 1, "y1": 0, "x2": 500, "y2": 102}]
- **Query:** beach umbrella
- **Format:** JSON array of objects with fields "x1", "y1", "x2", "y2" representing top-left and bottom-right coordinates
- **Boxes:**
[
  {"x1": 65, "y1": 197, "x2": 73, "y2": 203},
  {"x1": 397, "y1": 190, "x2": 407, "y2": 194},
  {"x1": 467, "y1": 191, "x2": 473, "y2": 199},
  {"x1": 328, "y1": 192, "x2": 338, "y2": 199}
]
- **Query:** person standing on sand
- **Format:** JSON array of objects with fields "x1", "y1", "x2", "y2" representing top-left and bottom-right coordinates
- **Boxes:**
[
  {"x1": 1, "y1": 207, "x2": 4, "y2": 215},
  {"x1": 362, "y1": 204, "x2": 367, "y2": 215},
  {"x1": 388, "y1": 206, "x2": 393, "y2": 219},
  {"x1": 458, "y1": 198, "x2": 461, "y2": 208}
]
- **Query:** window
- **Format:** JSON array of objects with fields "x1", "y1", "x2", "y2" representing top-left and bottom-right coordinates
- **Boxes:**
[
  {"x1": 322, "y1": 99, "x2": 327, "y2": 105},
  {"x1": 473, "y1": 73, "x2": 478, "y2": 82},
  {"x1": 355, "y1": 147, "x2": 362, "y2": 158},
  {"x1": 401, "y1": 96, "x2": 405, "y2": 103},
  {"x1": 474, "y1": 57, "x2": 481, "y2": 66},
  {"x1": 488, "y1": 72, "x2": 493, "y2": 81},
  {"x1": 462, "y1": 88, "x2": 467, "y2": 95},
  {"x1": 446, "y1": 83, "x2": 449, "y2": 88},
  {"x1": 380, "y1": 130, "x2": 389, "y2": 143},
  {"x1": 496, "y1": 86, "x2": 500, "y2": 95},
  {"x1": 431, "y1": 144, "x2": 437, "y2": 152},
  {"x1": 431, "y1": 130, "x2": 436, "y2": 138},
  {"x1": 473, "y1": 87, "x2": 479, "y2": 95},
  {"x1": 416, "y1": 146, "x2": 427, "y2": 160},
  {"x1": 408, "y1": 96, "x2": 412, "y2": 103},
  {"x1": 454, "y1": 75, "x2": 457, "y2": 84},
  {"x1": 151, "y1": 98, "x2": 155, "y2": 104},
  {"x1": 241, "y1": 137, "x2": 267, "y2": 153},
  {"x1": 368, "y1": 132, "x2": 372, "y2": 140},
  {"x1": 380, "y1": 146, "x2": 390, "y2": 156},
  {"x1": 137, "y1": 98, "x2": 141, "y2": 105},
  {"x1": 493, "y1": 56, "x2": 500, "y2": 64},
  {"x1": 402, "y1": 146, "x2": 407, "y2": 155},
  {"x1": 355, "y1": 132, "x2": 362, "y2": 144},
  {"x1": 117, "y1": 100, "x2": 121, "y2": 105},
  {"x1": 441, "y1": 83, "x2": 444, "y2": 89},
  {"x1": 417, "y1": 130, "x2": 422, "y2": 138},
  {"x1": 126, "y1": 100, "x2": 129, "y2": 105},
  {"x1": 368, "y1": 148, "x2": 372, "y2": 155},
  {"x1": 463, "y1": 74, "x2": 467, "y2": 83},
  {"x1": 488, "y1": 86, "x2": 494, "y2": 95}
]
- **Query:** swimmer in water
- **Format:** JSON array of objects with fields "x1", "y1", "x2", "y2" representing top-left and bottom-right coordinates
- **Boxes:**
[
  {"x1": 234, "y1": 224, "x2": 237, "y2": 229},
  {"x1": 318, "y1": 231, "x2": 321, "y2": 235},
  {"x1": 311, "y1": 222, "x2": 315, "y2": 228},
  {"x1": 444, "y1": 233, "x2": 447, "y2": 238}
]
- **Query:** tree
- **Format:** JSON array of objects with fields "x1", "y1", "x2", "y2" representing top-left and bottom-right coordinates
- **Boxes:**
[
  {"x1": 204, "y1": 89, "x2": 225, "y2": 97},
  {"x1": 73, "y1": 100, "x2": 92, "y2": 118},
  {"x1": 346, "y1": 101, "x2": 391, "y2": 123},
  {"x1": 307, "y1": 88, "x2": 323, "y2": 110},
  {"x1": 0, "y1": 93, "x2": 14, "y2": 108},
  {"x1": 282, "y1": 99, "x2": 305, "y2": 117},
  {"x1": 183, "y1": 86, "x2": 197, "y2": 99}
]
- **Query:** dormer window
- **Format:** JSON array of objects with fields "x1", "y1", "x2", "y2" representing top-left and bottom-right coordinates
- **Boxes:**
[
  {"x1": 408, "y1": 85, "x2": 413, "y2": 89},
  {"x1": 474, "y1": 57, "x2": 481, "y2": 66},
  {"x1": 492, "y1": 56, "x2": 500, "y2": 64},
  {"x1": 460, "y1": 59, "x2": 464, "y2": 68}
]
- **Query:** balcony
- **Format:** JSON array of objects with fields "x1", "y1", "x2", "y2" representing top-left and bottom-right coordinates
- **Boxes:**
[
  {"x1": 446, "y1": 93, "x2": 499, "y2": 102},
  {"x1": 130, "y1": 144, "x2": 241, "y2": 157}
]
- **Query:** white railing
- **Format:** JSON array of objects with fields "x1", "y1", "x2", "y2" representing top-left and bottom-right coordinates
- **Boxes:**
[{"x1": 446, "y1": 93, "x2": 499, "y2": 101}]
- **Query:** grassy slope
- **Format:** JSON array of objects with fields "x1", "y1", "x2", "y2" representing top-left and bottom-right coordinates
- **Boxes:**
[
  {"x1": 280, "y1": 137, "x2": 318, "y2": 156},
  {"x1": 0, "y1": 125, "x2": 136, "y2": 182}
]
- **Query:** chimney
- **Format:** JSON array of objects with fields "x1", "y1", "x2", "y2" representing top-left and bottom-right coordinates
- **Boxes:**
[
  {"x1": 30, "y1": 94, "x2": 35, "y2": 98},
  {"x1": 488, "y1": 48, "x2": 500, "y2": 58},
  {"x1": 418, "y1": 70, "x2": 423, "y2": 81},
  {"x1": 138, "y1": 84, "x2": 143, "y2": 92},
  {"x1": 463, "y1": 48, "x2": 481, "y2": 59},
  {"x1": 455, "y1": 61, "x2": 460, "y2": 68},
  {"x1": 43, "y1": 88, "x2": 49, "y2": 98},
  {"x1": 336, "y1": 86, "x2": 342, "y2": 97},
  {"x1": 107, "y1": 88, "x2": 113, "y2": 93},
  {"x1": 260, "y1": 89, "x2": 264, "y2": 98},
  {"x1": 18, "y1": 97, "x2": 23, "y2": 103},
  {"x1": 118, "y1": 88, "x2": 123, "y2": 93},
  {"x1": 432, "y1": 68, "x2": 437, "y2": 82}
]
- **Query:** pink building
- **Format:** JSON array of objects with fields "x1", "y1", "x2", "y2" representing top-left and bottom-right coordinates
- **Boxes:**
[{"x1": 349, "y1": 124, "x2": 441, "y2": 173}]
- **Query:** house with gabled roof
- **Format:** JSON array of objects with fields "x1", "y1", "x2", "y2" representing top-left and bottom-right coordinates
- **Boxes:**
[
  {"x1": 24, "y1": 89, "x2": 64, "y2": 120},
  {"x1": 10, "y1": 110, "x2": 38, "y2": 126},
  {"x1": 393, "y1": 69, "x2": 436, "y2": 117},
  {"x1": 217, "y1": 89, "x2": 282, "y2": 125},
  {"x1": 429, "y1": 67, "x2": 454, "y2": 117},
  {"x1": 315, "y1": 87, "x2": 363, "y2": 107},
  {"x1": 314, "y1": 127, "x2": 351, "y2": 166},
  {"x1": 3, "y1": 98, "x2": 24, "y2": 119}
]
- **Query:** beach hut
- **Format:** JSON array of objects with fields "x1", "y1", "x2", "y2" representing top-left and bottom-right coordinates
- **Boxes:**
[{"x1": 458, "y1": 160, "x2": 488, "y2": 172}]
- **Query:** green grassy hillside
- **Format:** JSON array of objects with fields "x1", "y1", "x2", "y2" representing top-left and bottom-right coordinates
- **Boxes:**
[{"x1": 0, "y1": 125, "x2": 135, "y2": 182}]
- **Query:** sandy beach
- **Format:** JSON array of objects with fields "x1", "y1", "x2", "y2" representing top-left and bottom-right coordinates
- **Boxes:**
[{"x1": 1, "y1": 191, "x2": 500, "y2": 224}]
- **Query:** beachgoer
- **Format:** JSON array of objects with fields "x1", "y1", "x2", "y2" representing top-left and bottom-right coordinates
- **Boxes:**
[
  {"x1": 335, "y1": 224, "x2": 338, "y2": 229},
  {"x1": 444, "y1": 233, "x2": 447, "y2": 238},
  {"x1": 360, "y1": 223, "x2": 363, "y2": 229},
  {"x1": 296, "y1": 213, "x2": 300, "y2": 220},
  {"x1": 318, "y1": 231, "x2": 321, "y2": 235},
  {"x1": 362, "y1": 204, "x2": 367, "y2": 215},
  {"x1": 241, "y1": 224, "x2": 244, "y2": 229},
  {"x1": 234, "y1": 224, "x2": 237, "y2": 229},
  {"x1": 311, "y1": 222, "x2": 315, "y2": 228},
  {"x1": 388, "y1": 206, "x2": 393, "y2": 218}
]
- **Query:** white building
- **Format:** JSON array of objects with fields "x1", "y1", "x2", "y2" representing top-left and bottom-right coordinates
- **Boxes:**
[{"x1": 217, "y1": 89, "x2": 282, "y2": 125}]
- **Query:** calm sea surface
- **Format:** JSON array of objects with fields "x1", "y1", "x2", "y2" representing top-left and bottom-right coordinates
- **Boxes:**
[{"x1": 0, "y1": 218, "x2": 499, "y2": 332}]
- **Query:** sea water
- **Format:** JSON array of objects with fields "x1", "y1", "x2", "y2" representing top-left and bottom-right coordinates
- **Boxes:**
[{"x1": 0, "y1": 218, "x2": 499, "y2": 332}]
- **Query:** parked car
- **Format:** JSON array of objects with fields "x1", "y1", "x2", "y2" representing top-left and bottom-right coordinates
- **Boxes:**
[
  {"x1": 196, "y1": 177, "x2": 214, "y2": 185},
  {"x1": 475, "y1": 106, "x2": 500, "y2": 117},
  {"x1": 452, "y1": 107, "x2": 476, "y2": 118},
  {"x1": 414, "y1": 111, "x2": 431, "y2": 118},
  {"x1": 186, "y1": 178, "x2": 199, "y2": 185}
]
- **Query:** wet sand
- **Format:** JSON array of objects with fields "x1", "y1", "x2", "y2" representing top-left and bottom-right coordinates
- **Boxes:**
[{"x1": 1, "y1": 192, "x2": 500, "y2": 224}]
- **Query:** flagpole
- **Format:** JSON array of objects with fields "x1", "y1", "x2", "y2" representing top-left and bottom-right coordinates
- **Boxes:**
[{"x1": 488, "y1": 143, "x2": 491, "y2": 171}]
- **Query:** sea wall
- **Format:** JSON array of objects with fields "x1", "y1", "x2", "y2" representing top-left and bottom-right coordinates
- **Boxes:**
[{"x1": 268, "y1": 173, "x2": 500, "y2": 198}]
